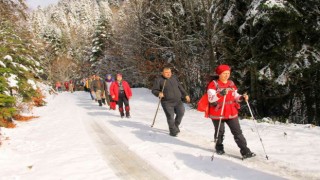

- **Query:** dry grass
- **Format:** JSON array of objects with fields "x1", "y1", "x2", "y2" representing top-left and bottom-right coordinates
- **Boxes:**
[
  {"x1": 13, "y1": 114, "x2": 39, "y2": 122},
  {"x1": 0, "y1": 118, "x2": 16, "y2": 128}
]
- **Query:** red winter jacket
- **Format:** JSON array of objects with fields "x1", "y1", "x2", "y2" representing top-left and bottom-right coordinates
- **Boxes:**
[
  {"x1": 207, "y1": 80, "x2": 242, "y2": 120},
  {"x1": 110, "y1": 80, "x2": 132, "y2": 101}
]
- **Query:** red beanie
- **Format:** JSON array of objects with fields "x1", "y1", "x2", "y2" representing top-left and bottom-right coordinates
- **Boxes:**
[
  {"x1": 215, "y1": 65, "x2": 231, "y2": 75},
  {"x1": 116, "y1": 73, "x2": 122, "y2": 77}
]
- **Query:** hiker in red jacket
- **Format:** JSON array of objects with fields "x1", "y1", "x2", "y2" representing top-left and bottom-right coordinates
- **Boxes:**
[
  {"x1": 64, "y1": 81, "x2": 69, "y2": 91},
  {"x1": 110, "y1": 73, "x2": 132, "y2": 118},
  {"x1": 206, "y1": 64, "x2": 255, "y2": 159}
]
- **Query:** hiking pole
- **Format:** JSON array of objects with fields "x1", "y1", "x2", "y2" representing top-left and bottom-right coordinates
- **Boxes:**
[
  {"x1": 246, "y1": 100, "x2": 269, "y2": 160},
  {"x1": 151, "y1": 80, "x2": 167, "y2": 127},
  {"x1": 211, "y1": 94, "x2": 227, "y2": 161}
]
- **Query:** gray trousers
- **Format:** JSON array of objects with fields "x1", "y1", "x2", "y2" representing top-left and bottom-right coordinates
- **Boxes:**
[{"x1": 161, "y1": 101, "x2": 185, "y2": 133}]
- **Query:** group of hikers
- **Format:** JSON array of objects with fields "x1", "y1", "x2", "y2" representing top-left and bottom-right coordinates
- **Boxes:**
[
  {"x1": 55, "y1": 80, "x2": 75, "y2": 93},
  {"x1": 78, "y1": 64, "x2": 256, "y2": 159},
  {"x1": 82, "y1": 73, "x2": 132, "y2": 118},
  {"x1": 151, "y1": 65, "x2": 255, "y2": 158}
]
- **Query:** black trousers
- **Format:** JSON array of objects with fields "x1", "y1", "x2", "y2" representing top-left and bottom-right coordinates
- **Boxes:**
[
  {"x1": 161, "y1": 101, "x2": 185, "y2": 133},
  {"x1": 118, "y1": 91, "x2": 129, "y2": 112},
  {"x1": 212, "y1": 118, "x2": 250, "y2": 153}
]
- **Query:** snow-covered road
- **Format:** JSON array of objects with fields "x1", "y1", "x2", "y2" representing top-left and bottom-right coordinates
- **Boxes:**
[{"x1": 1, "y1": 89, "x2": 320, "y2": 179}]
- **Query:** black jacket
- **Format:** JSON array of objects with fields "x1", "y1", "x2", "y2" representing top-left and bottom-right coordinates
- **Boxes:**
[{"x1": 152, "y1": 75, "x2": 188, "y2": 103}]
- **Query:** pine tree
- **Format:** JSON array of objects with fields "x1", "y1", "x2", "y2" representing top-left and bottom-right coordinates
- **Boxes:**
[{"x1": 90, "y1": 16, "x2": 113, "y2": 63}]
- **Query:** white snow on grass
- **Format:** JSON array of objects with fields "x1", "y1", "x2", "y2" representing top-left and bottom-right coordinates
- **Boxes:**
[
  {"x1": 7, "y1": 74, "x2": 18, "y2": 87},
  {"x1": 4, "y1": 55, "x2": 13, "y2": 61},
  {"x1": 27, "y1": 79, "x2": 37, "y2": 90},
  {"x1": 0, "y1": 60, "x2": 6, "y2": 67},
  {"x1": 0, "y1": 88, "x2": 319, "y2": 179},
  {"x1": 19, "y1": 64, "x2": 29, "y2": 71}
]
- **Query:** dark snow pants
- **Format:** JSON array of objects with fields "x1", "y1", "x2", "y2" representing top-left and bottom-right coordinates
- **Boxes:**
[
  {"x1": 161, "y1": 100, "x2": 185, "y2": 134},
  {"x1": 118, "y1": 90, "x2": 130, "y2": 116},
  {"x1": 212, "y1": 118, "x2": 250, "y2": 153}
]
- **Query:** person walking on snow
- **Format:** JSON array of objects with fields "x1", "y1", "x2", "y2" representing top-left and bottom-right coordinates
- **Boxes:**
[
  {"x1": 152, "y1": 67, "x2": 190, "y2": 137},
  {"x1": 55, "y1": 81, "x2": 62, "y2": 92},
  {"x1": 110, "y1": 73, "x2": 132, "y2": 118},
  {"x1": 69, "y1": 80, "x2": 74, "y2": 93},
  {"x1": 206, "y1": 64, "x2": 255, "y2": 158},
  {"x1": 91, "y1": 75, "x2": 106, "y2": 106},
  {"x1": 87, "y1": 76, "x2": 95, "y2": 100},
  {"x1": 64, "y1": 81, "x2": 69, "y2": 91},
  {"x1": 105, "y1": 74, "x2": 116, "y2": 110}
]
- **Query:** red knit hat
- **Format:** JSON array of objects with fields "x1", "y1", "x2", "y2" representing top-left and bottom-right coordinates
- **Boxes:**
[
  {"x1": 215, "y1": 64, "x2": 231, "y2": 75},
  {"x1": 116, "y1": 73, "x2": 122, "y2": 77}
]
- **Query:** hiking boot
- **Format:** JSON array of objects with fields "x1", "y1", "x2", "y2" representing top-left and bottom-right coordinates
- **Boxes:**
[
  {"x1": 241, "y1": 149, "x2": 256, "y2": 159},
  {"x1": 216, "y1": 149, "x2": 225, "y2": 155},
  {"x1": 169, "y1": 128, "x2": 178, "y2": 136},
  {"x1": 102, "y1": 98, "x2": 106, "y2": 105},
  {"x1": 176, "y1": 126, "x2": 180, "y2": 133},
  {"x1": 125, "y1": 111, "x2": 130, "y2": 118},
  {"x1": 120, "y1": 111, "x2": 124, "y2": 118},
  {"x1": 169, "y1": 131, "x2": 177, "y2": 137},
  {"x1": 242, "y1": 152, "x2": 256, "y2": 159},
  {"x1": 215, "y1": 144, "x2": 224, "y2": 155}
]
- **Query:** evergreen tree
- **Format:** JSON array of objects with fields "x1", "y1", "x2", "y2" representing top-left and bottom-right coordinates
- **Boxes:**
[{"x1": 90, "y1": 16, "x2": 113, "y2": 63}]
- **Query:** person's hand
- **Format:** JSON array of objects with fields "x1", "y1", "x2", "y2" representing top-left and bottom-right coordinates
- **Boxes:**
[
  {"x1": 219, "y1": 89, "x2": 227, "y2": 96},
  {"x1": 112, "y1": 95, "x2": 115, "y2": 99},
  {"x1": 159, "y1": 92, "x2": 164, "y2": 98},
  {"x1": 243, "y1": 93, "x2": 249, "y2": 102},
  {"x1": 185, "y1": 96, "x2": 191, "y2": 103}
]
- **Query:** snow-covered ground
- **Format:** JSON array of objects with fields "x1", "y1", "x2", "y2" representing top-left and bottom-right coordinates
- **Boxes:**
[{"x1": 1, "y1": 88, "x2": 320, "y2": 180}]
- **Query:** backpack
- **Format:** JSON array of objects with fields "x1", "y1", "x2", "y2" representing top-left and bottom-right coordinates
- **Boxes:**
[
  {"x1": 197, "y1": 93, "x2": 209, "y2": 117},
  {"x1": 197, "y1": 81, "x2": 218, "y2": 118}
]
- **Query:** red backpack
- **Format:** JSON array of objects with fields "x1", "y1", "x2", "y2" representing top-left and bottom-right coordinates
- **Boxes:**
[
  {"x1": 197, "y1": 80, "x2": 218, "y2": 118},
  {"x1": 197, "y1": 93, "x2": 209, "y2": 117}
]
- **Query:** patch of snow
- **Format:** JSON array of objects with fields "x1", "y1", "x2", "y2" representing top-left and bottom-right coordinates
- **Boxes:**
[
  {"x1": 223, "y1": 5, "x2": 235, "y2": 23},
  {"x1": 276, "y1": 71, "x2": 287, "y2": 85},
  {"x1": 27, "y1": 79, "x2": 37, "y2": 90},
  {"x1": 259, "y1": 65, "x2": 272, "y2": 80},
  {"x1": 0, "y1": 60, "x2": 6, "y2": 67},
  {"x1": 19, "y1": 64, "x2": 29, "y2": 71},
  {"x1": 264, "y1": 0, "x2": 286, "y2": 8},
  {"x1": 4, "y1": 55, "x2": 13, "y2": 61},
  {"x1": 7, "y1": 74, "x2": 18, "y2": 87},
  {"x1": 246, "y1": 0, "x2": 264, "y2": 18}
]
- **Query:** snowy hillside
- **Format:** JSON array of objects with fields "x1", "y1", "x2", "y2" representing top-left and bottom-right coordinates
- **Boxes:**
[{"x1": 0, "y1": 88, "x2": 319, "y2": 179}]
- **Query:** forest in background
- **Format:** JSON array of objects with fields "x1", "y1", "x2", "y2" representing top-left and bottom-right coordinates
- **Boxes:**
[{"x1": 1, "y1": 0, "x2": 320, "y2": 126}]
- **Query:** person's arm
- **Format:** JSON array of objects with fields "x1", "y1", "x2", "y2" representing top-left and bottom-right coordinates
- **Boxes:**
[
  {"x1": 151, "y1": 78, "x2": 161, "y2": 97},
  {"x1": 207, "y1": 82, "x2": 220, "y2": 103},
  {"x1": 176, "y1": 77, "x2": 190, "y2": 103},
  {"x1": 235, "y1": 90, "x2": 249, "y2": 102},
  {"x1": 110, "y1": 82, "x2": 115, "y2": 99},
  {"x1": 124, "y1": 81, "x2": 132, "y2": 99}
]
